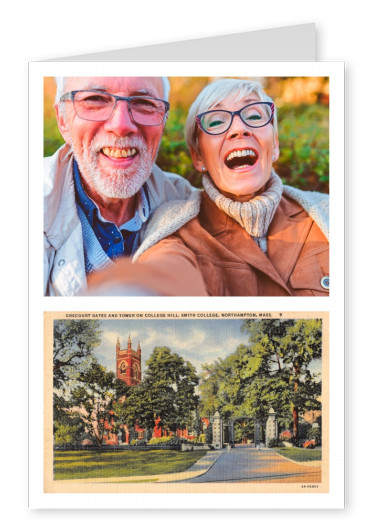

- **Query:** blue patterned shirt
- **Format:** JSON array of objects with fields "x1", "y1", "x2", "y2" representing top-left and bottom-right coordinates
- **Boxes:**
[{"x1": 73, "y1": 160, "x2": 150, "y2": 260}]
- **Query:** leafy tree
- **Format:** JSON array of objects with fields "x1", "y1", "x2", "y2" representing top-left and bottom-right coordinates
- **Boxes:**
[
  {"x1": 199, "y1": 319, "x2": 322, "y2": 442},
  {"x1": 234, "y1": 418, "x2": 254, "y2": 444},
  {"x1": 117, "y1": 347, "x2": 199, "y2": 434},
  {"x1": 53, "y1": 320, "x2": 101, "y2": 389},
  {"x1": 278, "y1": 319, "x2": 322, "y2": 439},
  {"x1": 53, "y1": 394, "x2": 87, "y2": 446},
  {"x1": 199, "y1": 359, "x2": 225, "y2": 418},
  {"x1": 67, "y1": 363, "x2": 121, "y2": 447},
  {"x1": 240, "y1": 319, "x2": 322, "y2": 440}
]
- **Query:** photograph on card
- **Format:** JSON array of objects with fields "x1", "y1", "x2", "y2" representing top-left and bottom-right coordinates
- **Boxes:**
[
  {"x1": 44, "y1": 311, "x2": 329, "y2": 494},
  {"x1": 43, "y1": 76, "x2": 329, "y2": 297}
]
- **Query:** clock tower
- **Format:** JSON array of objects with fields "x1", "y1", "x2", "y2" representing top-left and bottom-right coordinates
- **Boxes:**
[{"x1": 116, "y1": 335, "x2": 142, "y2": 386}]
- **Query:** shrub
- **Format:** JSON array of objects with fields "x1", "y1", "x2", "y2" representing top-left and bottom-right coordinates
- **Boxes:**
[
  {"x1": 148, "y1": 436, "x2": 173, "y2": 445},
  {"x1": 193, "y1": 434, "x2": 206, "y2": 445},
  {"x1": 280, "y1": 430, "x2": 292, "y2": 441},
  {"x1": 307, "y1": 427, "x2": 321, "y2": 445},
  {"x1": 267, "y1": 438, "x2": 284, "y2": 448},
  {"x1": 54, "y1": 421, "x2": 86, "y2": 446},
  {"x1": 166, "y1": 436, "x2": 188, "y2": 446},
  {"x1": 205, "y1": 423, "x2": 213, "y2": 445},
  {"x1": 297, "y1": 421, "x2": 311, "y2": 440},
  {"x1": 303, "y1": 439, "x2": 317, "y2": 449}
]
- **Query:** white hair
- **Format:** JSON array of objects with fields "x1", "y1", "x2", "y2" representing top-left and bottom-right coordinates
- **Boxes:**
[
  {"x1": 185, "y1": 78, "x2": 278, "y2": 154},
  {"x1": 54, "y1": 76, "x2": 170, "y2": 103}
]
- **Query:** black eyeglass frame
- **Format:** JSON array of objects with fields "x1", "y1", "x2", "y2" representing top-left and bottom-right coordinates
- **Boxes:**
[
  {"x1": 195, "y1": 101, "x2": 275, "y2": 135},
  {"x1": 60, "y1": 90, "x2": 170, "y2": 125}
]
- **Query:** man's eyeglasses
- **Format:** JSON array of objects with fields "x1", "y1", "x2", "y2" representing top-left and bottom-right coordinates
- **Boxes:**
[
  {"x1": 195, "y1": 102, "x2": 275, "y2": 135},
  {"x1": 60, "y1": 90, "x2": 170, "y2": 126}
]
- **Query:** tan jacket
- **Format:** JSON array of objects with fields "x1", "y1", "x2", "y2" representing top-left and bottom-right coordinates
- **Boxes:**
[
  {"x1": 88, "y1": 190, "x2": 329, "y2": 296},
  {"x1": 136, "y1": 192, "x2": 329, "y2": 296}
]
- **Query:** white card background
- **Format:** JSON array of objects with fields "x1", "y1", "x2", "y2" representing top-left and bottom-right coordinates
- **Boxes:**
[
  {"x1": 3, "y1": 0, "x2": 374, "y2": 526},
  {"x1": 29, "y1": 60, "x2": 344, "y2": 510}
]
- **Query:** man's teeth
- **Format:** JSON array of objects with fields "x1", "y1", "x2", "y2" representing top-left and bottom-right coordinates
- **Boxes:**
[
  {"x1": 226, "y1": 149, "x2": 256, "y2": 161},
  {"x1": 102, "y1": 147, "x2": 137, "y2": 158}
]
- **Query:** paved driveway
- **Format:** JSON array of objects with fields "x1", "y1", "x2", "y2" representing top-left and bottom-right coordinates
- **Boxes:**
[{"x1": 178, "y1": 447, "x2": 321, "y2": 483}]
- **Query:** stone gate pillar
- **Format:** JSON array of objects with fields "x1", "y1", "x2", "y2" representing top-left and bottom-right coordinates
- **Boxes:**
[
  {"x1": 212, "y1": 410, "x2": 223, "y2": 449},
  {"x1": 228, "y1": 420, "x2": 235, "y2": 448},
  {"x1": 254, "y1": 419, "x2": 261, "y2": 446},
  {"x1": 265, "y1": 407, "x2": 278, "y2": 446}
]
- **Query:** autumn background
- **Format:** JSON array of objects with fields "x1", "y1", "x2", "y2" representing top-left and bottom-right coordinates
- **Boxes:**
[{"x1": 44, "y1": 76, "x2": 329, "y2": 193}]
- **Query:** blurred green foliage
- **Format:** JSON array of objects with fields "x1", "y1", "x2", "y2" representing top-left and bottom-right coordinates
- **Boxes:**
[
  {"x1": 275, "y1": 104, "x2": 329, "y2": 193},
  {"x1": 156, "y1": 107, "x2": 200, "y2": 187},
  {"x1": 44, "y1": 101, "x2": 329, "y2": 194},
  {"x1": 44, "y1": 112, "x2": 65, "y2": 157}
]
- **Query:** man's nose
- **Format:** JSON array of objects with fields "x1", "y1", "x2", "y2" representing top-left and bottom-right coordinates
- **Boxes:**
[
  {"x1": 103, "y1": 100, "x2": 138, "y2": 136},
  {"x1": 226, "y1": 115, "x2": 252, "y2": 139}
]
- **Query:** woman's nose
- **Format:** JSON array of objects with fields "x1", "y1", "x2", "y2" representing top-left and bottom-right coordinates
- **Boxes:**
[
  {"x1": 104, "y1": 100, "x2": 138, "y2": 136},
  {"x1": 226, "y1": 114, "x2": 252, "y2": 139}
]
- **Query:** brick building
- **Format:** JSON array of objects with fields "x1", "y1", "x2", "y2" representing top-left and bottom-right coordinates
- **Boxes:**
[{"x1": 103, "y1": 335, "x2": 191, "y2": 445}]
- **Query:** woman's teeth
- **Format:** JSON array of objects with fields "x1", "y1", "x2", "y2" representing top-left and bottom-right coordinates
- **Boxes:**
[
  {"x1": 226, "y1": 149, "x2": 257, "y2": 161},
  {"x1": 102, "y1": 147, "x2": 137, "y2": 158}
]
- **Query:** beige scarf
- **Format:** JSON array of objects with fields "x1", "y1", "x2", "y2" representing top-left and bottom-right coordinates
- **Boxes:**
[{"x1": 202, "y1": 170, "x2": 283, "y2": 253}]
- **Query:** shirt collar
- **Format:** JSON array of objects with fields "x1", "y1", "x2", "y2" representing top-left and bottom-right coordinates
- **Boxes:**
[
  {"x1": 73, "y1": 159, "x2": 98, "y2": 226},
  {"x1": 73, "y1": 159, "x2": 150, "y2": 230}
]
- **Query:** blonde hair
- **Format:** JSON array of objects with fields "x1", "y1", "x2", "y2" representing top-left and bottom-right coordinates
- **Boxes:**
[{"x1": 185, "y1": 78, "x2": 278, "y2": 153}]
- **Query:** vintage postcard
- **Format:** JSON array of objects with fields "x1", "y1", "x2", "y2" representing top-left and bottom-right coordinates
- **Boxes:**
[{"x1": 44, "y1": 311, "x2": 329, "y2": 496}]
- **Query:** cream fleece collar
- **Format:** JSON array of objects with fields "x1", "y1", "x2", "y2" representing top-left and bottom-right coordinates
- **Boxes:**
[
  {"x1": 202, "y1": 171, "x2": 283, "y2": 253},
  {"x1": 133, "y1": 176, "x2": 329, "y2": 263}
]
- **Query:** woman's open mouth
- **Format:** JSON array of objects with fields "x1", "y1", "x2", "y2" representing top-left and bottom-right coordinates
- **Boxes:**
[{"x1": 225, "y1": 148, "x2": 258, "y2": 170}]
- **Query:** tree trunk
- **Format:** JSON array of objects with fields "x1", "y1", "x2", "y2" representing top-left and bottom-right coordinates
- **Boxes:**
[
  {"x1": 292, "y1": 405, "x2": 299, "y2": 440},
  {"x1": 292, "y1": 364, "x2": 300, "y2": 441}
]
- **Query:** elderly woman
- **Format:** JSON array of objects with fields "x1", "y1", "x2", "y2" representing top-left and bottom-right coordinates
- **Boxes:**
[{"x1": 88, "y1": 79, "x2": 329, "y2": 296}]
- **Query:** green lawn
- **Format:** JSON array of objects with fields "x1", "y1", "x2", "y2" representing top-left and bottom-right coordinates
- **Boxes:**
[
  {"x1": 276, "y1": 447, "x2": 322, "y2": 463},
  {"x1": 54, "y1": 450, "x2": 207, "y2": 480}
]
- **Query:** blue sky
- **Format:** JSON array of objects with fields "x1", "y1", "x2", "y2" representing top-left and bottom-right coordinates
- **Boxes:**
[
  {"x1": 95, "y1": 318, "x2": 247, "y2": 375},
  {"x1": 93, "y1": 318, "x2": 321, "y2": 378}
]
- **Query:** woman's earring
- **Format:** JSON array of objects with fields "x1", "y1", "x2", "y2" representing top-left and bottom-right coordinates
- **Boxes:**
[
  {"x1": 272, "y1": 155, "x2": 276, "y2": 161},
  {"x1": 201, "y1": 166, "x2": 206, "y2": 172}
]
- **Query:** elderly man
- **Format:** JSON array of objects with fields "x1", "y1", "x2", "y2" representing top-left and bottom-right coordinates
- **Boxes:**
[{"x1": 44, "y1": 76, "x2": 197, "y2": 296}]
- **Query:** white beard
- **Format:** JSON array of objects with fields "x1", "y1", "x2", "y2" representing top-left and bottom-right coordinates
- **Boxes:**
[{"x1": 70, "y1": 133, "x2": 160, "y2": 199}]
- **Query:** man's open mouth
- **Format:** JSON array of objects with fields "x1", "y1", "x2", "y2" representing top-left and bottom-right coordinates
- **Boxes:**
[
  {"x1": 101, "y1": 147, "x2": 138, "y2": 159},
  {"x1": 225, "y1": 148, "x2": 258, "y2": 169}
]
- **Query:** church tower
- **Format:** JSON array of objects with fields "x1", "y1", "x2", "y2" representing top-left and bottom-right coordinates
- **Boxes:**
[{"x1": 116, "y1": 334, "x2": 142, "y2": 386}]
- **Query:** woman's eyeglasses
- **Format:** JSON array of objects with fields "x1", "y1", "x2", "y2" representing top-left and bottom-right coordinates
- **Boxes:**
[{"x1": 196, "y1": 102, "x2": 274, "y2": 135}]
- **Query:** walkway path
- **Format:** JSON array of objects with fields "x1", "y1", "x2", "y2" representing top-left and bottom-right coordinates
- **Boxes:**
[{"x1": 174, "y1": 447, "x2": 321, "y2": 484}]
